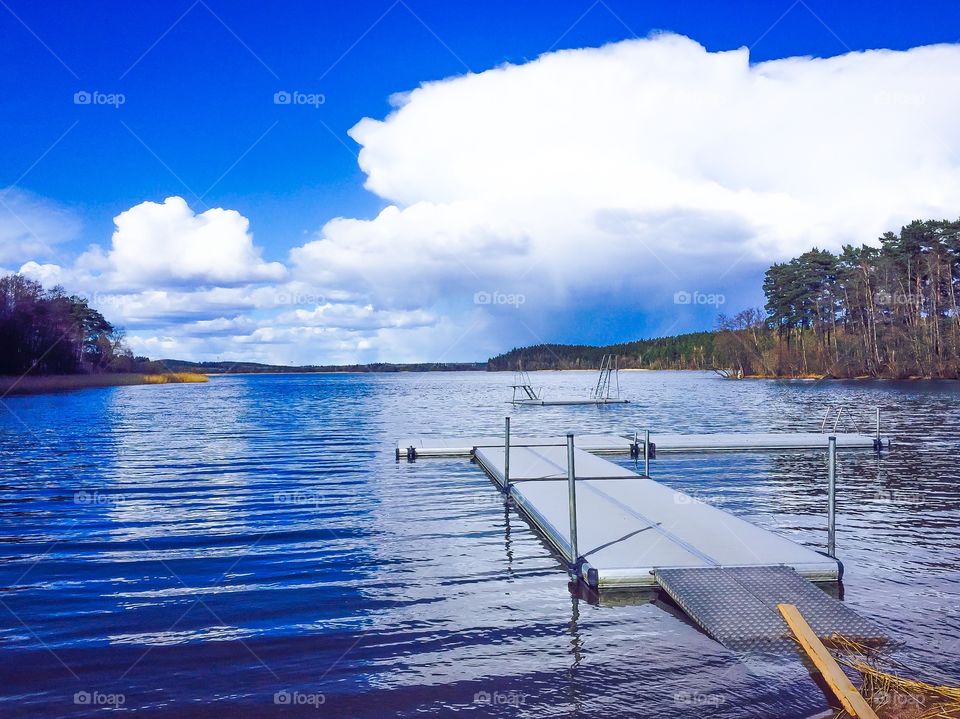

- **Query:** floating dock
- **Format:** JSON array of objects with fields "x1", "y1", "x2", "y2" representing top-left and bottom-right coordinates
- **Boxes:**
[
  {"x1": 397, "y1": 425, "x2": 888, "y2": 646},
  {"x1": 472, "y1": 443, "x2": 841, "y2": 589},
  {"x1": 397, "y1": 431, "x2": 889, "y2": 459}
]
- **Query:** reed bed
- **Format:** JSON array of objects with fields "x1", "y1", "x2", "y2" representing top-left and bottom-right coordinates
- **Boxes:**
[
  {"x1": 830, "y1": 635, "x2": 960, "y2": 718},
  {"x1": 0, "y1": 372, "x2": 208, "y2": 395},
  {"x1": 141, "y1": 373, "x2": 208, "y2": 384}
]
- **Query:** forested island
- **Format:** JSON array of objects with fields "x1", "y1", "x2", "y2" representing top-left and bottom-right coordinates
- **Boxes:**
[{"x1": 491, "y1": 219, "x2": 960, "y2": 379}]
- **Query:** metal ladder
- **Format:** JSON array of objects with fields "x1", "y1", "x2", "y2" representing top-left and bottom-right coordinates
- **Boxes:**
[{"x1": 592, "y1": 354, "x2": 620, "y2": 400}]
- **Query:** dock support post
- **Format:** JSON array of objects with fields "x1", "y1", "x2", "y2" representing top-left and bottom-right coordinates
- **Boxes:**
[
  {"x1": 643, "y1": 429, "x2": 650, "y2": 477},
  {"x1": 504, "y1": 417, "x2": 511, "y2": 490},
  {"x1": 828, "y1": 435, "x2": 837, "y2": 557},
  {"x1": 566, "y1": 433, "x2": 579, "y2": 567},
  {"x1": 875, "y1": 407, "x2": 882, "y2": 452}
]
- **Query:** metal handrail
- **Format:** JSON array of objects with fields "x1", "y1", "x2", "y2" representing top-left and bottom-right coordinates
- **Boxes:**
[{"x1": 566, "y1": 433, "x2": 579, "y2": 565}]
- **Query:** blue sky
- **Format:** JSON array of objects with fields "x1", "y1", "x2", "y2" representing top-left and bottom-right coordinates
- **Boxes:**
[{"x1": 3, "y1": 1, "x2": 960, "y2": 363}]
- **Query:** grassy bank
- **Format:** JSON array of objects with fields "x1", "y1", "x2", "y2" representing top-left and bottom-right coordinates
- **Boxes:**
[{"x1": 0, "y1": 372, "x2": 208, "y2": 396}]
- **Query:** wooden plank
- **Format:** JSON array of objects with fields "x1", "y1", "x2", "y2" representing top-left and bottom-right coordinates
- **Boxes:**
[{"x1": 778, "y1": 603, "x2": 879, "y2": 719}]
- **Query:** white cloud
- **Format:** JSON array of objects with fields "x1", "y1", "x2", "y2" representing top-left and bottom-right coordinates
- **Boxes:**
[
  {"x1": 300, "y1": 34, "x2": 960, "y2": 322},
  {"x1": 282, "y1": 302, "x2": 436, "y2": 331},
  {"x1": 13, "y1": 196, "x2": 442, "y2": 364},
  {"x1": 0, "y1": 190, "x2": 80, "y2": 265},
  {"x1": 102, "y1": 196, "x2": 285, "y2": 290}
]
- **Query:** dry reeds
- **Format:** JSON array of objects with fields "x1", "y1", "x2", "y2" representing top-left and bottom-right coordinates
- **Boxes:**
[{"x1": 830, "y1": 635, "x2": 960, "y2": 719}]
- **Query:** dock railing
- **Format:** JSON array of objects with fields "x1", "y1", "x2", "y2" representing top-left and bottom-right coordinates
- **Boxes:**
[
  {"x1": 828, "y1": 435, "x2": 837, "y2": 557},
  {"x1": 502, "y1": 420, "x2": 581, "y2": 568},
  {"x1": 566, "y1": 433, "x2": 579, "y2": 565},
  {"x1": 498, "y1": 419, "x2": 848, "y2": 569}
]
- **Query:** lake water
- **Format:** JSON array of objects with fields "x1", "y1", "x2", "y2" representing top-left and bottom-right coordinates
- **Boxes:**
[{"x1": 0, "y1": 370, "x2": 958, "y2": 717}]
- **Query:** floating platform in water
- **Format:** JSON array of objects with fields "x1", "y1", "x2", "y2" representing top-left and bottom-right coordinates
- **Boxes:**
[
  {"x1": 508, "y1": 354, "x2": 629, "y2": 406},
  {"x1": 473, "y1": 443, "x2": 841, "y2": 589},
  {"x1": 510, "y1": 397, "x2": 630, "y2": 406},
  {"x1": 645, "y1": 431, "x2": 889, "y2": 453},
  {"x1": 397, "y1": 433, "x2": 632, "y2": 459},
  {"x1": 398, "y1": 426, "x2": 889, "y2": 647},
  {"x1": 397, "y1": 431, "x2": 889, "y2": 459}
]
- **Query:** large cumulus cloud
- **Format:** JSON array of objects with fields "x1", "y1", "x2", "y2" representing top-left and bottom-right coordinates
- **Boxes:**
[
  {"x1": 300, "y1": 34, "x2": 960, "y2": 318},
  {"x1": 13, "y1": 34, "x2": 960, "y2": 363}
]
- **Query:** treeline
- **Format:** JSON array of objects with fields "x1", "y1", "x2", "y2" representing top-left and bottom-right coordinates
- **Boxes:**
[
  {"x1": 487, "y1": 332, "x2": 715, "y2": 371},
  {"x1": 490, "y1": 219, "x2": 960, "y2": 379},
  {"x1": 160, "y1": 360, "x2": 487, "y2": 373},
  {"x1": 0, "y1": 274, "x2": 145, "y2": 376},
  {"x1": 754, "y1": 220, "x2": 960, "y2": 378}
]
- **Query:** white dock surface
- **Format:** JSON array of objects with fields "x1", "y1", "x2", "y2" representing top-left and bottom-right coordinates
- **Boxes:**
[
  {"x1": 646, "y1": 431, "x2": 886, "y2": 453},
  {"x1": 397, "y1": 434, "x2": 633, "y2": 458},
  {"x1": 473, "y1": 444, "x2": 839, "y2": 588},
  {"x1": 398, "y1": 431, "x2": 887, "y2": 458}
]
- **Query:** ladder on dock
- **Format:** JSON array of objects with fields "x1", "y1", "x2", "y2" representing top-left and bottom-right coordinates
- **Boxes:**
[
  {"x1": 591, "y1": 354, "x2": 621, "y2": 401},
  {"x1": 510, "y1": 367, "x2": 542, "y2": 403}
]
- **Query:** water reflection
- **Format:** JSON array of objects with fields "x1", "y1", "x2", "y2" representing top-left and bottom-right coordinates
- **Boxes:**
[{"x1": 0, "y1": 371, "x2": 957, "y2": 718}]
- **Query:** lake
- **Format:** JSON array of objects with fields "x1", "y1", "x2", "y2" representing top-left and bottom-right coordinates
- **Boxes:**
[{"x1": 0, "y1": 370, "x2": 957, "y2": 717}]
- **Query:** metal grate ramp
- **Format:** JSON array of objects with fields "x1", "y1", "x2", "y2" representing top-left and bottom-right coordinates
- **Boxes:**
[{"x1": 654, "y1": 566, "x2": 885, "y2": 648}]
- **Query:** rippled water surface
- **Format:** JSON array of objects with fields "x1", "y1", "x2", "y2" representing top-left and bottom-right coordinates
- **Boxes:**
[{"x1": 1, "y1": 371, "x2": 958, "y2": 717}]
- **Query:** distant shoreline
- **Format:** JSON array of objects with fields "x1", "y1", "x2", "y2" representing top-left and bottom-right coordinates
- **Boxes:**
[
  {"x1": 4, "y1": 369, "x2": 951, "y2": 398},
  {"x1": 0, "y1": 373, "x2": 208, "y2": 396}
]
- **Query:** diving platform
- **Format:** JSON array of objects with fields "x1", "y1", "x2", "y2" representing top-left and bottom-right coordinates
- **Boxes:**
[
  {"x1": 510, "y1": 396, "x2": 630, "y2": 406},
  {"x1": 508, "y1": 354, "x2": 629, "y2": 405},
  {"x1": 397, "y1": 430, "x2": 889, "y2": 459}
]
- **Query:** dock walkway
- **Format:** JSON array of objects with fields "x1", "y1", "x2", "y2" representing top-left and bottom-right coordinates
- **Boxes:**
[
  {"x1": 473, "y1": 443, "x2": 840, "y2": 589},
  {"x1": 397, "y1": 431, "x2": 889, "y2": 459}
]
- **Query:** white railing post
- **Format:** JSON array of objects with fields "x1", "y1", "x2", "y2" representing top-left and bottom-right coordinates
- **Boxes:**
[
  {"x1": 504, "y1": 416, "x2": 511, "y2": 490},
  {"x1": 566, "y1": 433, "x2": 579, "y2": 565},
  {"x1": 827, "y1": 435, "x2": 837, "y2": 557},
  {"x1": 643, "y1": 429, "x2": 651, "y2": 477}
]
